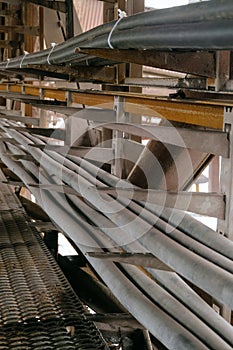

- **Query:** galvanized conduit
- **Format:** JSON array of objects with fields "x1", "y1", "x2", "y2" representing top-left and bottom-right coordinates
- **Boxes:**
[
  {"x1": 145, "y1": 203, "x2": 233, "y2": 260},
  {"x1": 1, "y1": 126, "x2": 233, "y2": 304},
  {"x1": 0, "y1": 0, "x2": 233, "y2": 71},
  {"x1": 3, "y1": 127, "x2": 233, "y2": 310},
  {"x1": 63, "y1": 192, "x2": 233, "y2": 349},
  {"x1": 4, "y1": 152, "x2": 233, "y2": 349},
  {"x1": 68, "y1": 155, "x2": 233, "y2": 261},
  {"x1": 4, "y1": 142, "x2": 233, "y2": 350},
  {"x1": 0, "y1": 143, "x2": 212, "y2": 350},
  {"x1": 45, "y1": 151, "x2": 233, "y2": 275},
  {"x1": 6, "y1": 137, "x2": 232, "y2": 346}
]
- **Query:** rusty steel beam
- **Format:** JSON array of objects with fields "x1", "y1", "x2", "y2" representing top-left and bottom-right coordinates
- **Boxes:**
[
  {"x1": 77, "y1": 48, "x2": 217, "y2": 77},
  {"x1": 100, "y1": 123, "x2": 229, "y2": 157},
  {"x1": 26, "y1": 64, "x2": 117, "y2": 83}
]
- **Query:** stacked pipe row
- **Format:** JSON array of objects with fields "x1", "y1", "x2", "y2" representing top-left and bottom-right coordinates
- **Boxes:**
[
  {"x1": 0, "y1": 120, "x2": 233, "y2": 349},
  {"x1": 0, "y1": 0, "x2": 233, "y2": 73}
]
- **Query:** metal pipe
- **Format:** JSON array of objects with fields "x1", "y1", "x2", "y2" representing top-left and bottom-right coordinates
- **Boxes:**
[
  {"x1": 64, "y1": 192, "x2": 233, "y2": 348},
  {"x1": 145, "y1": 203, "x2": 233, "y2": 260},
  {"x1": 0, "y1": 142, "x2": 211, "y2": 350},
  {"x1": 0, "y1": 0, "x2": 233, "y2": 71},
  {"x1": 3, "y1": 126, "x2": 233, "y2": 310},
  {"x1": 70, "y1": 155, "x2": 233, "y2": 261},
  {"x1": 4, "y1": 136, "x2": 233, "y2": 348}
]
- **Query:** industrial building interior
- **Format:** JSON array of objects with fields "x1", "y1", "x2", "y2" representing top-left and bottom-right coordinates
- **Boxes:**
[{"x1": 0, "y1": 0, "x2": 233, "y2": 349}]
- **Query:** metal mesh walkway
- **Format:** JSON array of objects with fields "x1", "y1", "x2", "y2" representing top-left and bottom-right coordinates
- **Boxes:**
[{"x1": 0, "y1": 171, "x2": 108, "y2": 349}]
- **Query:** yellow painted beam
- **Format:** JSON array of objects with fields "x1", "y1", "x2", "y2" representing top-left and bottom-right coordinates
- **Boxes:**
[{"x1": 0, "y1": 83, "x2": 227, "y2": 129}]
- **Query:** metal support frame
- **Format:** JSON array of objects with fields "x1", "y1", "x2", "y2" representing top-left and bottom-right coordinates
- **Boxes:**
[
  {"x1": 217, "y1": 106, "x2": 233, "y2": 322},
  {"x1": 111, "y1": 96, "x2": 126, "y2": 177},
  {"x1": 218, "y1": 106, "x2": 233, "y2": 240}
]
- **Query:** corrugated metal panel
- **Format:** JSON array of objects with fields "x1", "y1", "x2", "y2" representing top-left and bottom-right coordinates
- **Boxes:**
[{"x1": 74, "y1": 0, "x2": 103, "y2": 33}]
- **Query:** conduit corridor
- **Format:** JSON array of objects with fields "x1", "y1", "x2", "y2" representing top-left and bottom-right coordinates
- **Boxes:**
[{"x1": 0, "y1": 121, "x2": 233, "y2": 349}]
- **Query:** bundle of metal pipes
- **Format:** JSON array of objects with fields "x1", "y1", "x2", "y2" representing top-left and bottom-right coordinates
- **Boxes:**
[
  {"x1": 0, "y1": 0, "x2": 233, "y2": 73},
  {"x1": 0, "y1": 120, "x2": 233, "y2": 349}
]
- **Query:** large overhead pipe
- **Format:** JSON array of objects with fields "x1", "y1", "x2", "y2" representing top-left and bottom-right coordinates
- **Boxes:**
[{"x1": 0, "y1": 0, "x2": 233, "y2": 73}]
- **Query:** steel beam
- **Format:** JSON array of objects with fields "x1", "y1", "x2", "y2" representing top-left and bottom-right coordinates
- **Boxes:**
[
  {"x1": 218, "y1": 108, "x2": 233, "y2": 240},
  {"x1": 0, "y1": 83, "x2": 227, "y2": 129},
  {"x1": 100, "y1": 123, "x2": 229, "y2": 157},
  {"x1": 77, "y1": 48, "x2": 216, "y2": 77},
  {"x1": 96, "y1": 188, "x2": 225, "y2": 218}
]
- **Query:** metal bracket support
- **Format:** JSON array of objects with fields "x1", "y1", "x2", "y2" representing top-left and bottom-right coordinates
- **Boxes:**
[
  {"x1": 111, "y1": 96, "x2": 126, "y2": 178},
  {"x1": 217, "y1": 106, "x2": 233, "y2": 322}
]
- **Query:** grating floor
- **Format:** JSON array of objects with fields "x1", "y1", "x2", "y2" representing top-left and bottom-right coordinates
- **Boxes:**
[{"x1": 0, "y1": 171, "x2": 108, "y2": 349}]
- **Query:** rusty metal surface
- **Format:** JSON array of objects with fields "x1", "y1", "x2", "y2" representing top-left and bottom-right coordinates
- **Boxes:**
[{"x1": 0, "y1": 170, "x2": 107, "y2": 349}]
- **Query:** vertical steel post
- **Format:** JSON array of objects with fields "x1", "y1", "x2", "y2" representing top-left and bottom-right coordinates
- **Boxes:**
[
  {"x1": 217, "y1": 106, "x2": 233, "y2": 322},
  {"x1": 111, "y1": 96, "x2": 126, "y2": 178},
  {"x1": 66, "y1": 0, "x2": 74, "y2": 39}
]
